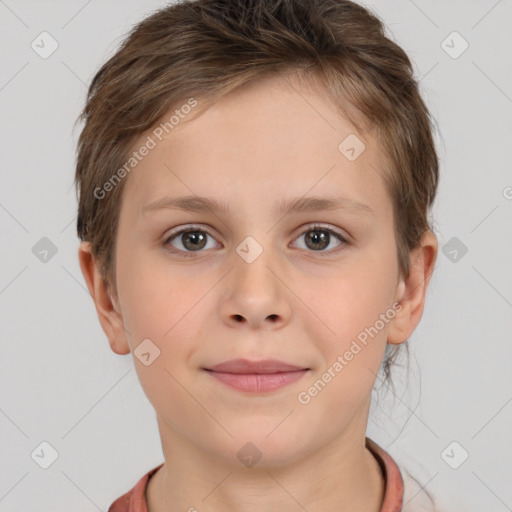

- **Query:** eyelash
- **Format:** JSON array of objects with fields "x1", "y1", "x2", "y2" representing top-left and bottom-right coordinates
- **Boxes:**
[{"x1": 163, "y1": 224, "x2": 349, "y2": 258}]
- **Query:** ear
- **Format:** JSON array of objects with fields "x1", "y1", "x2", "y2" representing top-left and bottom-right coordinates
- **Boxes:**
[
  {"x1": 78, "y1": 241, "x2": 131, "y2": 355},
  {"x1": 387, "y1": 230, "x2": 438, "y2": 345}
]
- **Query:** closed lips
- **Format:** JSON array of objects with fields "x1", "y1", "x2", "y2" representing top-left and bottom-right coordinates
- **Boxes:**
[
  {"x1": 204, "y1": 358, "x2": 309, "y2": 374},
  {"x1": 203, "y1": 359, "x2": 310, "y2": 393}
]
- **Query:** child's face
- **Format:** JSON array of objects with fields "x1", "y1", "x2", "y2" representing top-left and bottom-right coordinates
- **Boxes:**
[{"x1": 92, "y1": 74, "x2": 421, "y2": 466}]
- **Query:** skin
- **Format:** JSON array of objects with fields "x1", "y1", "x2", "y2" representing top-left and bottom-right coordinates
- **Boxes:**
[{"x1": 79, "y1": 73, "x2": 437, "y2": 512}]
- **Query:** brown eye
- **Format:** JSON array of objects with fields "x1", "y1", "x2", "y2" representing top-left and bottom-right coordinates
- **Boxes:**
[
  {"x1": 163, "y1": 223, "x2": 347, "y2": 258},
  {"x1": 293, "y1": 225, "x2": 347, "y2": 254},
  {"x1": 304, "y1": 230, "x2": 330, "y2": 250},
  {"x1": 164, "y1": 227, "x2": 218, "y2": 256},
  {"x1": 180, "y1": 230, "x2": 208, "y2": 251}
]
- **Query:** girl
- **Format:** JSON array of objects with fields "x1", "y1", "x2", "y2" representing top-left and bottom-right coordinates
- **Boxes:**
[{"x1": 75, "y1": 1, "x2": 439, "y2": 510}]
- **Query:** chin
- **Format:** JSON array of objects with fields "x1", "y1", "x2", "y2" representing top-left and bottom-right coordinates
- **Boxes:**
[{"x1": 214, "y1": 423, "x2": 312, "y2": 469}]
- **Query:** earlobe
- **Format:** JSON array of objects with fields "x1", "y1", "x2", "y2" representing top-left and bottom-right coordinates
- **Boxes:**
[
  {"x1": 387, "y1": 231, "x2": 438, "y2": 345},
  {"x1": 77, "y1": 241, "x2": 131, "y2": 355}
]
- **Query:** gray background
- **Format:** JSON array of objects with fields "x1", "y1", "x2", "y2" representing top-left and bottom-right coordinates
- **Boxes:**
[{"x1": 1, "y1": 0, "x2": 511, "y2": 510}]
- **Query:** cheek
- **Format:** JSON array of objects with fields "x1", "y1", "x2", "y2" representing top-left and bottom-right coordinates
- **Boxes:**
[
  {"x1": 117, "y1": 245, "x2": 199, "y2": 335},
  {"x1": 316, "y1": 249, "x2": 397, "y2": 336},
  {"x1": 116, "y1": 244, "x2": 218, "y2": 353},
  {"x1": 299, "y1": 274, "x2": 393, "y2": 417},
  {"x1": 303, "y1": 241, "x2": 398, "y2": 383},
  {"x1": 116, "y1": 254, "x2": 207, "y2": 410}
]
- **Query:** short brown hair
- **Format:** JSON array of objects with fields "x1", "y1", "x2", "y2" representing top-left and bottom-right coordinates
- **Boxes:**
[{"x1": 74, "y1": 0, "x2": 439, "y2": 378}]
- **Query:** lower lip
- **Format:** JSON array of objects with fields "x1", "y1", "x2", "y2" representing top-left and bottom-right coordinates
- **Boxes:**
[{"x1": 205, "y1": 369, "x2": 308, "y2": 393}]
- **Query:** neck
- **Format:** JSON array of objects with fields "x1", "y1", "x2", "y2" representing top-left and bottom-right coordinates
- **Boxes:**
[{"x1": 147, "y1": 420, "x2": 385, "y2": 512}]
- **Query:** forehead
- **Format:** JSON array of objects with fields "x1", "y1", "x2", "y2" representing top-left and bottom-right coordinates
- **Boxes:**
[{"x1": 120, "y1": 73, "x2": 391, "y2": 219}]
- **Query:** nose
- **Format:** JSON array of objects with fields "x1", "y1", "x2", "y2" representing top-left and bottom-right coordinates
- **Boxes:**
[{"x1": 219, "y1": 250, "x2": 292, "y2": 331}]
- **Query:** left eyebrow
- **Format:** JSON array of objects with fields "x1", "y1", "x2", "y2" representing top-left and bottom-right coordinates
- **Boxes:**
[{"x1": 140, "y1": 194, "x2": 374, "y2": 218}]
